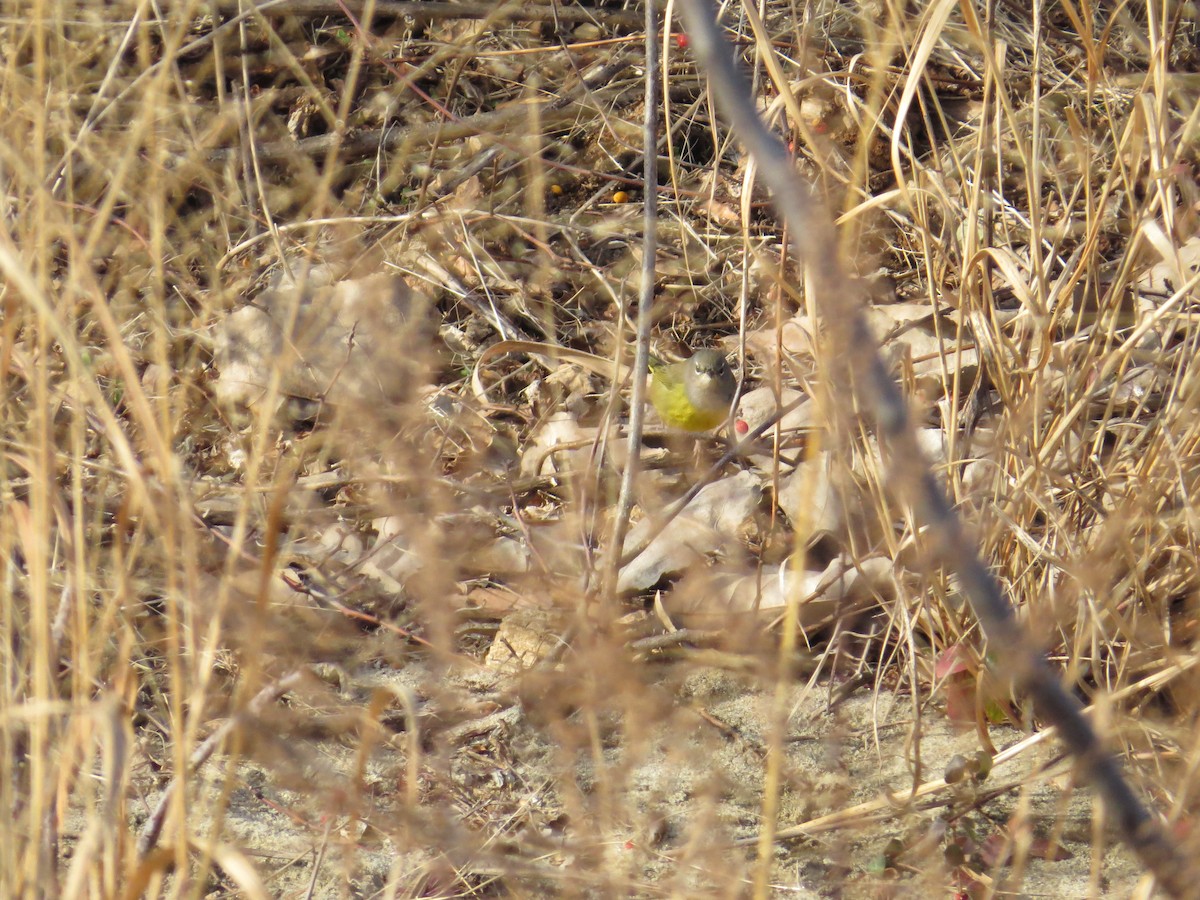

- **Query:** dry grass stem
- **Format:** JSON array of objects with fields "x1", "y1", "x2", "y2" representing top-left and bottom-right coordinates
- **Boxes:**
[{"x1": 3, "y1": 0, "x2": 1199, "y2": 896}]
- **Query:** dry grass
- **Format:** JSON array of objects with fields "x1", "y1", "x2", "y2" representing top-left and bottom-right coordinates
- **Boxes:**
[{"x1": 2, "y1": 0, "x2": 1200, "y2": 897}]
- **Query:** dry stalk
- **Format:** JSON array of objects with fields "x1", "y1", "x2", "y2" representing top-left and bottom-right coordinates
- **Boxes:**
[
  {"x1": 603, "y1": 1, "x2": 660, "y2": 600},
  {"x1": 203, "y1": 0, "x2": 645, "y2": 28},
  {"x1": 677, "y1": 0, "x2": 1195, "y2": 894},
  {"x1": 137, "y1": 670, "x2": 308, "y2": 857}
]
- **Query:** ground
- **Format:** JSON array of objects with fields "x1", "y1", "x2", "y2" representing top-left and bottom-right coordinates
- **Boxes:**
[{"x1": 4, "y1": 1, "x2": 1200, "y2": 897}]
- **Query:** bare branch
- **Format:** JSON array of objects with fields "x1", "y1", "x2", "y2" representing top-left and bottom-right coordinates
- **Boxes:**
[{"x1": 675, "y1": 0, "x2": 1194, "y2": 894}]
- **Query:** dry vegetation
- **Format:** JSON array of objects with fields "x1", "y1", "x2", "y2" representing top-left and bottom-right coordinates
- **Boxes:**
[{"x1": 3, "y1": 0, "x2": 1200, "y2": 896}]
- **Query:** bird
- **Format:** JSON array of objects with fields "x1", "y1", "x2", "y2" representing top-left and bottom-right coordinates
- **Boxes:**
[{"x1": 647, "y1": 349, "x2": 737, "y2": 432}]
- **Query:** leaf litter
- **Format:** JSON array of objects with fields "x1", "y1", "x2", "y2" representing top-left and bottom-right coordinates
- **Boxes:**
[{"x1": 10, "y1": 1, "x2": 1200, "y2": 896}]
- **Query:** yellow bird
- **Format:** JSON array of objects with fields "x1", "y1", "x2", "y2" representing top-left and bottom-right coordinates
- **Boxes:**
[{"x1": 647, "y1": 349, "x2": 737, "y2": 432}]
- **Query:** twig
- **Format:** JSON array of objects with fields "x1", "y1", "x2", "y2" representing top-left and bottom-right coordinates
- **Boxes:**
[
  {"x1": 618, "y1": 393, "x2": 809, "y2": 568},
  {"x1": 208, "y1": 97, "x2": 586, "y2": 163},
  {"x1": 627, "y1": 628, "x2": 723, "y2": 653},
  {"x1": 676, "y1": 0, "x2": 1194, "y2": 894},
  {"x1": 602, "y1": 2, "x2": 661, "y2": 600},
  {"x1": 426, "y1": 54, "x2": 634, "y2": 202},
  {"x1": 137, "y1": 670, "x2": 308, "y2": 857},
  {"x1": 201, "y1": 0, "x2": 643, "y2": 27}
]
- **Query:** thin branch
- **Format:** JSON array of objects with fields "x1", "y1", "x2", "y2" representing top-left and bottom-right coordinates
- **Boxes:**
[
  {"x1": 602, "y1": 1, "x2": 661, "y2": 600},
  {"x1": 137, "y1": 671, "x2": 307, "y2": 857},
  {"x1": 201, "y1": 0, "x2": 643, "y2": 27},
  {"x1": 617, "y1": 392, "x2": 808, "y2": 569},
  {"x1": 676, "y1": 0, "x2": 1194, "y2": 894}
]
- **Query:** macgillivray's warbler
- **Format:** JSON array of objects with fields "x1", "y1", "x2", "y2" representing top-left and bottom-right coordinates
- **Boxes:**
[{"x1": 647, "y1": 349, "x2": 737, "y2": 432}]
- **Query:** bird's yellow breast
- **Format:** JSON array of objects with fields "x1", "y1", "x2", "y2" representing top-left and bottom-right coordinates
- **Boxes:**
[{"x1": 648, "y1": 372, "x2": 729, "y2": 432}]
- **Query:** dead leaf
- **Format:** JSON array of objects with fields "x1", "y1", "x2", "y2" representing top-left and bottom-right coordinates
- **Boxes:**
[
  {"x1": 744, "y1": 313, "x2": 818, "y2": 379},
  {"x1": 520, "y1": 410, "x2": 591, "y2": 478},
  {"x1": 777, "y1": 451, "x2": 842, "y2": 538},
  {"x1": 485, "y1": 608, "x2": 567, "y2": 674},
  {"x1": 617, "y1": 471, "x2": 761, "y2": 592},
  {"x1": 735, "y1": 386, "x2": 814, "y2": 436},
  {"x1": 864, "y1": 303, "x2": 979, "y2": 381},
  {"x1": 664, "y1": 555, "x2": 893, "y2": 627},
  {"x1": 1137, "y1": 234, "x2": 1200, "y2": 294},
  {"x1": 212, "y1": 273, "x2": 434, "y2": 415}
]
